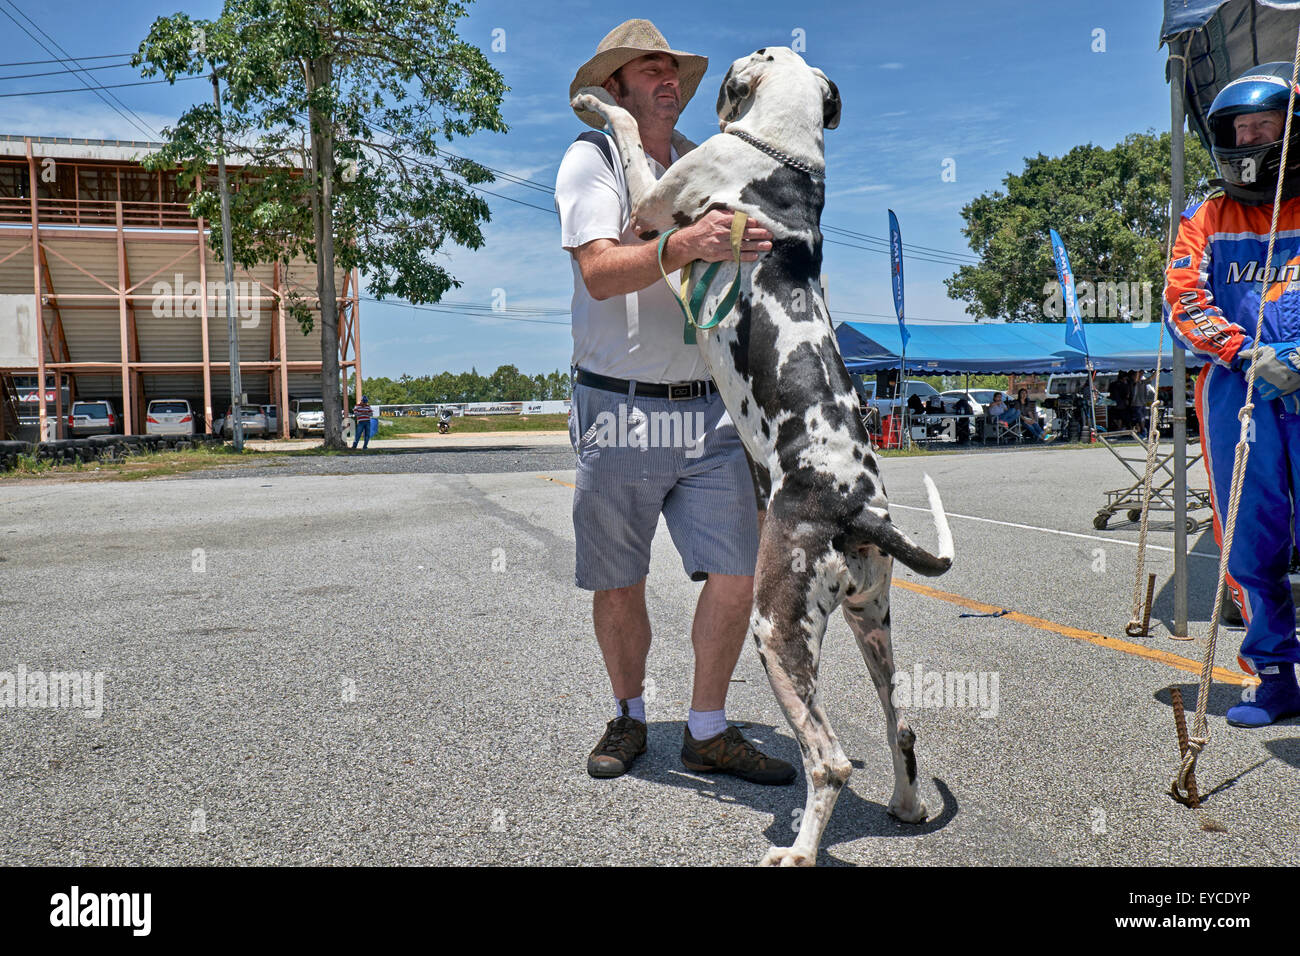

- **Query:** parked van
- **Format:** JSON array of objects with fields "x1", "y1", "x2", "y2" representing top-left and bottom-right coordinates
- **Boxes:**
[
  {"x1": 145, "y1": 399, "x2": 195, "y2": 436},
  {"x1": 69, "y1": 399, "x2": 120, "y2": 437}
]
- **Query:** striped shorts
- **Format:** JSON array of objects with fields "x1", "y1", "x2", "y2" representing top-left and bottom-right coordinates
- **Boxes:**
[{"x1": 569, "y1": 380, "x2": 760, "y2": 591}]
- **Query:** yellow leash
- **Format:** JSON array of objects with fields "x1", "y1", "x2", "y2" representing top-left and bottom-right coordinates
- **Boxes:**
[{"x1": 656, "y1": 211, "x2": 748, "y2": 344}]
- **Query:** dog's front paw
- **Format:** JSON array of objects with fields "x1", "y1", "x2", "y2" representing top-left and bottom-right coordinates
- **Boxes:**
[
  {"x1": 888, "y1": 796, "x2": 928, "y2": 824},
  {"x1": 759, "y1": 846, "x2": 815, "y2": 867},
  {"x1": 571, "y1": 85, "x2": 619, "y2": 116}
]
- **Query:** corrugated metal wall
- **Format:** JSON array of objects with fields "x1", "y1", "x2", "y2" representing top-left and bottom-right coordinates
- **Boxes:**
[{"x1": 0, "y1": 231, "x2": 348, "y2": 424}]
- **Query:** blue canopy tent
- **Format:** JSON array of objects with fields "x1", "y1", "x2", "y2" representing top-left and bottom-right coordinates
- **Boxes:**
[{"x1": 834, "y1": 321, "x2": 1206, "y2": 375}]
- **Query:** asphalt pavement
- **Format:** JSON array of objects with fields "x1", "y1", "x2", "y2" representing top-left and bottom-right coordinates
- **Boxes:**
[{"x1": 0, "y1": 438, "x2": 1296, "y2": 866}]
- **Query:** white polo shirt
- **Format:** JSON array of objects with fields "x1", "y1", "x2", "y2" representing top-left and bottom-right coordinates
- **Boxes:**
[{"x1": 555, "y1": 134, "x2": 710, "y2": 384}]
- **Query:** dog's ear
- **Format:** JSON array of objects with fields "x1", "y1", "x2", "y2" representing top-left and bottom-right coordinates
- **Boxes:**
[
  {"x1": 811, "y1": 67, "x2": 841, "y2": 130},
  {"x1": 716, "y1": 58, "x2": 759, "y2": 130}
]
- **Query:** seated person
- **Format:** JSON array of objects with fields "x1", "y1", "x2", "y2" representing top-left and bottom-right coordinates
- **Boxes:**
[
  {"x1": 1011, "y1": 387, "x2": 1046, "y2": 441},
  {"x1": 906, "y1": 392, "x2": 925, "y2": 414},
  {"x1": 985, "y1": 392, "x2": 1019, "y2": 430}
]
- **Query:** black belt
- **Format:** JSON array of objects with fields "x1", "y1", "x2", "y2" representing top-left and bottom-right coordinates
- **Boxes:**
[{"x1": 575, "y1": 368, "x2": 714, "y2": 400}]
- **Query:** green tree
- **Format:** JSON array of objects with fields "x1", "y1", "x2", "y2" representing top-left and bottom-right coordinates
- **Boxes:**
[
  {"x1": 362, "y1": 375, "x2": 402, "y2": 404},
  {"x1": 944, "y1": 131, "x2": 1217, "y2": 323},
  {"x1": 133, "y1": 0, "x2": 507, "y2": 447}
]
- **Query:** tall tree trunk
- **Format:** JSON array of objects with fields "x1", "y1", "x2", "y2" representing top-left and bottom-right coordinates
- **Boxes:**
[{"x1": 308, "y1": 54, "x2": 344, "y2": 449}]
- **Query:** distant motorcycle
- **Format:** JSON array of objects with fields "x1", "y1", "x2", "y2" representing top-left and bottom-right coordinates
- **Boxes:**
[{"x1": 437, "y1": 408, "x2": 453, "y2": 435}]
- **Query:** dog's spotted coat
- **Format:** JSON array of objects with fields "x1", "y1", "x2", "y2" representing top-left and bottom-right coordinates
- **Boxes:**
[{"x1": 573, "y1": 47, "x2": 954, "y2": 866}]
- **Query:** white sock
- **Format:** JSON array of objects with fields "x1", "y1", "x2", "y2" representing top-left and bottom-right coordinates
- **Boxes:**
[
  {"x1": 687, "y1": 708, "x2": 726, "y2": 740},
  {"x1": 616, "y1": 696, "x2": 646, "y2": 723}
]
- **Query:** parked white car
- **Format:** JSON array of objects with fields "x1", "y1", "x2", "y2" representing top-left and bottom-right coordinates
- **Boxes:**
[
  {"x1": 288, "y1": 398, "x2": 324, "y2": 438},
  {"x1": 939, "y1": 388, "x2": 1001, "y2": 415},
  {"x1": 852, "y1": 377, "x2": 942, "y2": 415},
  {"x1": 145, "y1": 399, "x2": 195, "y2": 436}
]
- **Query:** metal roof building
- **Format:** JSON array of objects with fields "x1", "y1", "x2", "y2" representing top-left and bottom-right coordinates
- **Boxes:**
[{"x1": 0, "y1": 134, "x2": 361, "y2": 439}]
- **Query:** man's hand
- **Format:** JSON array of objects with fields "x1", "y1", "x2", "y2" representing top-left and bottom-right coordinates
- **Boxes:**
[
  {"x1": 673, "y1": 209, "x2": 773, "y2": 263},
  {"x1": 573, "y1": 209, "x2": 773, "y2": 301},
  {"x1": 1245, "y1": 342, "x2": 1300, "y2": 408}
]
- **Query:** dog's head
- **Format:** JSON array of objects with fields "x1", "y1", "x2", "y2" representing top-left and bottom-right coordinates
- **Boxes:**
[{"x1": 715, "y1": 47, "x2": 841, "y2": 131}]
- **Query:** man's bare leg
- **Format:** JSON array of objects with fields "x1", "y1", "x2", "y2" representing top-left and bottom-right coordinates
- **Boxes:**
[
  {"x1": 593, "y1": 578, "x2": 651, "y2": 701},
  {"x1": 689, "y1": 573, "x2": 754, "y2": 711}
]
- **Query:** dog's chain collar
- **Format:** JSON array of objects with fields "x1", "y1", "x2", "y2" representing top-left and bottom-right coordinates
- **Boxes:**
[{"x1": 725, "y1": 128, "x2": 825, "y2": 180}]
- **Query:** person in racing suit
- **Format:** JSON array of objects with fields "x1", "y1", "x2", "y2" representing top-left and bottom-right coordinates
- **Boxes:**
[{"x1": 1165, "y1": 61, "x2": 1300, "y2": 727}]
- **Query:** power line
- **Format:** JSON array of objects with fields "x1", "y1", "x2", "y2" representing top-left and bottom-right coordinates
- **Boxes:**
[
  {"x1": 821, "y1": 224, "x2": 980, "y2": 264},
  {"x1": 0, "y1": 74, "x2": 205, "y2": 98},
  {"x1": 459, "y1": 181, "x2": 557, "y2": 215},
  {"x1": 0, "y1": 51, "x2": 131, "y2": 67},
  {"x1": 360, "y1": 296, "x2": 569, "y2": 326},
  {"x1": 0, "y1": 59, "x2": 135, "y2": 81},
  {"x1": 432, "y1": 145, "x2": 556, "y2": 195},
  {"x1": 0, "y1": 1, "x2": 159, "y2": 139},
  {"x1": 0, "y1": 5, "x2": 152, "y2": 139},
  {"x1": 429, "y1": 144, "x2": 986, "y2": 265},
  {"x1": 823, "y1": 235, "x2": 980, "y2": 268}
]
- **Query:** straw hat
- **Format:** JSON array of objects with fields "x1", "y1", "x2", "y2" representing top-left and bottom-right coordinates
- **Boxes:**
[{"x1": 569, "y1": 19, "x2": 708, "y2": 129}]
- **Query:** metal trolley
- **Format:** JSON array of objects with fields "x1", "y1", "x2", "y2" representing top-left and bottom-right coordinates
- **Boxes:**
[{"x1": 1093, "y1": 429, "x2": 1213, "y2": 533}]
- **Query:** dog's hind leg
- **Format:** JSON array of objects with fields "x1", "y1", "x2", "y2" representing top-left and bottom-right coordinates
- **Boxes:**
[
  {"x1": 840, "y1": 556, "x2": 928, "y2": 824},
  {"x1": 751, "y1": 522, "x2": 852, "y2": 867}
]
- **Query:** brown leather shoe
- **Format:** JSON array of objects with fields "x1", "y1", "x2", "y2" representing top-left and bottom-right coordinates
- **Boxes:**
[
  {"x1": 681, "y1": 725, "x2": 797, "y2": 785},
  {"x1": 587, "y1": 703, "x2": 647, "y2": 778}
]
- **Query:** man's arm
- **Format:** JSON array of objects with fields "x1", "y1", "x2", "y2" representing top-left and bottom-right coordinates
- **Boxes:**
[
  {"x1": 1164, "y1": 200, "x2": 1251, "y2": 367},
  {"x1": 572, "y1": 209, "x2": 773, "y2": 302}
]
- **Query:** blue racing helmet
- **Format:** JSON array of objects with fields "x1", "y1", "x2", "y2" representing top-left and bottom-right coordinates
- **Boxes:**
[{"x1": 1207, "y1": 62, "x2": 1300, "y2": 203}]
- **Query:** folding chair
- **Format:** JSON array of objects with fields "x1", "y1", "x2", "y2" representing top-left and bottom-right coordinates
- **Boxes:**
[{"x1": 995, "y1": 414, "x2": 1025, "y2": 444}]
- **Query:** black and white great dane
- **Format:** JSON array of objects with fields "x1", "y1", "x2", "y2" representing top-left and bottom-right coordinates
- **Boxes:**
[{"x1": 572, "y1": 47, "x2": 954, "y2": 866}]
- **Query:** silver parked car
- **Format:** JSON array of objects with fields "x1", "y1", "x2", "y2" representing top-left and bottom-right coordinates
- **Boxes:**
[
  {"x1": 69, "y1": 399, "x2": 120, "y2": 437},
  {"x1": 145, "y1": 399, "x2": 195, "y2": 436},
  {"x1": 220, "y1": 404, "x2": 267, "y2": 438}
]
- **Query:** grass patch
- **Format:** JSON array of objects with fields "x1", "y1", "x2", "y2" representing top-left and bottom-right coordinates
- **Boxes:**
[
  {"x1": 0, "y1": 442, "x2": 268, "y2": 482},
  {"x1": 375, "y1": 413, "x2": 568, "y2": 435}
]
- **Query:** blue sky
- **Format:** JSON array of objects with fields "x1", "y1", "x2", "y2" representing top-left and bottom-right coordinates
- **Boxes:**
[{"x1": 0, "y1": 0, "x2": 1176, "y2": 378}]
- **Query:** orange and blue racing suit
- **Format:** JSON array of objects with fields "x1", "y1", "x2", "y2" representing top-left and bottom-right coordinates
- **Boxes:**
[{"x1": 1164, "y1": 190, "x2": 1300, "y2": 673}]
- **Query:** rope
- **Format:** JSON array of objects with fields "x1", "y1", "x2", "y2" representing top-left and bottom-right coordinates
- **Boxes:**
[
  {"x1": 1172, "y1": 26, "x2": 1300, "y2": 802},
  {"x1": 1129, "y1": 323, "x2": 1167, "y2": 631}
]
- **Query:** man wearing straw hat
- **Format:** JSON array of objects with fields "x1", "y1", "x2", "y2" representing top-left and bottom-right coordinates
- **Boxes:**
[{"x1": 555, "y1": 19, "x2": 794, "y2": 784}]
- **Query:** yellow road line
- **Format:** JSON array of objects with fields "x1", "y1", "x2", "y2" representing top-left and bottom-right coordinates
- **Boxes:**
[
  {"x1": 894, "y1": 579, "x2": 1252, "y2": 686},
  {"x1": 538, "y1": 474, "x2": 1251, "y2": 686}
]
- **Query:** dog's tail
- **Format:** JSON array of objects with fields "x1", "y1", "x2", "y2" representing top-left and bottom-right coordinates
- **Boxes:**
[{"x1": 853, "y1": 474, "x2": 954, "y2": 577}]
